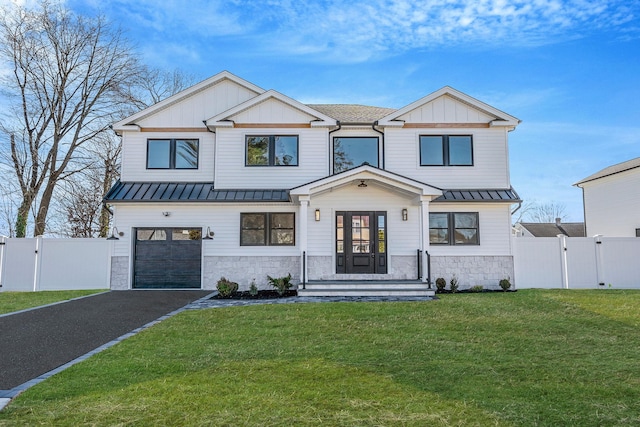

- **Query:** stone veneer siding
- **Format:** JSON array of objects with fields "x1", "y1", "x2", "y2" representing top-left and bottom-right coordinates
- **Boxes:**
[
  {"x1": 203, "y1": 256, "x2": 300, "y2": 291},
  {"x1": 430, "y1": 255, "x2": 514, "y2": 290},
  {"x1": 307, "y1": 255, "x2": 419, "y2": 280},
  {"x1": 110, "y1": 256, "x2": 129, "y2": 290}
]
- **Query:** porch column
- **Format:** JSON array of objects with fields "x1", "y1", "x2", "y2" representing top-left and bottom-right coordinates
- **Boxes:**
[
  {"x1": 299, "y1": 196, "x2": 310, "y2": 284},
  {"x1": 420, "y1": 196, "x2": 430, "y2": 283}
]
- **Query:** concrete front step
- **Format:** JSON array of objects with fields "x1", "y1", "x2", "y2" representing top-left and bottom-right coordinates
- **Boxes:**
[
  {"x1": 298, "y1": 288, "x2": 435, "y2": 297},
  {"x1": 298, "y1": 282, "x2": 435, "y2": 297}
]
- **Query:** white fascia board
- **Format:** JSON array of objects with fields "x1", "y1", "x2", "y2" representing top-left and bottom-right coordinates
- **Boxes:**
[
  {"x1": 290, "y1": 166, "x2": 442, "y2": 197},
  {"x1": 205, "y1": 90, "x2": 337, "y2": 127},
  {"x1": 113, "y1": 71, "x2": 265, "y2": 129},
  {"x1": 377, "y1": 86, "x2": 520, "y2": 127},
  {"x1": 112, "y1": 124, "x2": 141, "y2": 134}
]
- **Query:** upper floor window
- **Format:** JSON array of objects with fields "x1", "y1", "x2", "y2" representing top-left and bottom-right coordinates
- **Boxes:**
[
  {"x1": 147, "y1": 139, "x2": 199, "y2": 169},
  {"x1": 420, "y1": 135, "x2": 473, "y2": 166},
  {"x1": 429, "y1": 212, "x2": 479, "y2": 245},
  {"x1": 333, "y1": 137, "x2": 379, "y2": 173},
  {"x1": 246, "y1": 135, "x2": 298, "y2": 166}
]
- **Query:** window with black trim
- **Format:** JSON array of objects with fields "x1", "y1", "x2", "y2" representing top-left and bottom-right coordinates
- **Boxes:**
[
  {"x1": 240, "y1": 213, "x2": 295, "y2": 246},
  {"x1": 246, "y1": 135, "x2": 298, "y2": 166},
  {"x1": 420, "y1": 135, "x2": 473, "y2": 166},
  {"x1": 333, "y1": 137, "x2": 379, "y2": 173},
  {"x1": 147, "y1": 139, "x2": 199, "y2": 169},
  {"x1": 429, "y1": 212, "x2": 479, "y2": 245}
]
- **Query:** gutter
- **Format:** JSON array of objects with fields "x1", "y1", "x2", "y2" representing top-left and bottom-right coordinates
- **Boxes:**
[
  {"x1": 328, "y1": 121, "x2": 341, "y2": 175},
  {"x1": 372, "y1": 121, "x2": 385, "y2": 169}
]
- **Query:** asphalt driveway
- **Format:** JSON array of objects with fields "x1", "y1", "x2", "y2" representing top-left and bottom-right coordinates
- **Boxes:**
[{"x1": 0, "y1": 290, "x2": 210, "y2": 391}]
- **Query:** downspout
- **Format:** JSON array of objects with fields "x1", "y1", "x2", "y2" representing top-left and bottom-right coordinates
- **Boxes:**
[
  {"x1": 203, "y1": 120, "x2": 216, "y2": 186},
  {"x1": 372, "y1": 121, "x2": 385, "y2": 169},
  {"x1": 328, "y1": 121, "x2": 341, "y2": 175}
]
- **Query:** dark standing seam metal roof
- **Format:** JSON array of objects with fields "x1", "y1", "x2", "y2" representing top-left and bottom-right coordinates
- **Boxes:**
[
  {"x1": 104, "y1": 181, "x2": 290, "y2": 202},
  {"x1": 433, "y1": 188, "x2": 520, "y2": 202},
  {"x1": 105, "y1": 181, "x2": 518, "y2": 204}
]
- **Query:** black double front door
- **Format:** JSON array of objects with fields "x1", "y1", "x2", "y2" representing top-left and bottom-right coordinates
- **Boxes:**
[{"x1": 336, "y1": 211, "x2": 387, "y2": 274}]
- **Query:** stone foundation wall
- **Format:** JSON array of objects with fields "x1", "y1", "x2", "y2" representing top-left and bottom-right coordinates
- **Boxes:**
[
  {"x1": 110, "y1": 256, "x2": 129, "y2": 290},
  {"x1": 203, "y1": 256, "x2": 300, "y2": 291},
  {"x1": 307, "y1": 255, "x2": 418, "y2": 280},
  {"x1": 430, "y1": 255, "x2": 514, "y2": 290}
]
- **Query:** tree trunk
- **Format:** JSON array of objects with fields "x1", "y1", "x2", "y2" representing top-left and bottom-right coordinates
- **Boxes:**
[
  {"x1": 15, "y1": 197, "x2": 32, "y2": 238},
  {"x1": 33, "y1": 180, "x2": 56, "y2": 236}
]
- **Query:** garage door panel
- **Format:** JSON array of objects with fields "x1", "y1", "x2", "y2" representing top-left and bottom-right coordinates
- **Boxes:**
[{"x1": 134, "y1": 227, "x2": 202, "y2": 289}]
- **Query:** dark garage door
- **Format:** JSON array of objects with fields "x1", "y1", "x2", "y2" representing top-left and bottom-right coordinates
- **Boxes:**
[{"x1": 134, "y1": 228, "x2": 202, "y2": 289}]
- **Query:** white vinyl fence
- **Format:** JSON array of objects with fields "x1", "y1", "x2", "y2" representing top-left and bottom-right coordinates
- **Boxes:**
[
  {"x1": 0, "y1": 236, "x2": 111, "y2": 291},
  {"x1": 513, "y1": 236, "x2": 640, "y2": 289}
]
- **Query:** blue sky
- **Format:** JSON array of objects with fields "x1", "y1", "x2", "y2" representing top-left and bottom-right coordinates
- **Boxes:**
[{"x1": 68, "y1": 0, "x2": 640, "y2": 221}]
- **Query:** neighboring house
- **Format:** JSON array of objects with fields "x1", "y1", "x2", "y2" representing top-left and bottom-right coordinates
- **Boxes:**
[
  {"x1": 513, "y1": 219, "x2": 585, "y2": 237},
  {"x1": 574, "y1": 157, "x2": 640, "y2": 237},
  {"x1": 104, "y1": 71, "x2": 521, "y2": 294}
]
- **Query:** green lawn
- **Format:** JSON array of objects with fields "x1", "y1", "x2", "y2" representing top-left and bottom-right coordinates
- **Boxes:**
[
  {"x1": 1, "y1": 289, "x2": 639, "y2": 426},
  {"x1": 0, "y1": 290, "x2": 106, "y2": 315}
]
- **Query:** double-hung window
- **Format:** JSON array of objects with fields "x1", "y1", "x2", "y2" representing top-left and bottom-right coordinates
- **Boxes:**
[
  {"x1": 147, "y1": 139, "x2": 199, "y2": 169},
  {"x1": 420, "y1": 135, "x2": 473, "y2": 166},
  {"x1": 240, "y1": 213, "x2": 295, "y2": 246},
  {"x1": 429, "y1": 212, "x2": 479, "y2": 245},
  {"x1": 246, "y1": 135, "x2": 298, "y2": 166}
]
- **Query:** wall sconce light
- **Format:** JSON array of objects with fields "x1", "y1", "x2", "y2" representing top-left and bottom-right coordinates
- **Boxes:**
[
  {"x1": 162, "y1": 211, "x2": 171, "y2": 217},
  {"x1": 402, "y1": 208, "x2": 408, "y2": 221},
  {"x1": 315, "y1": 209, "x2": 320, "y2": 221},
  {"x1": 203, "y1": 226, "x2": 214, "y2": 240},
  {"x1": 107, "y1": 227, "x2": 123, "y2": 240}
]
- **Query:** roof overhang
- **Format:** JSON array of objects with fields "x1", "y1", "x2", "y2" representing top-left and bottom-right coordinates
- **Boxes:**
[
  {"x1": 205, "y1": 89, "x2": 337, "y2": 130},
  {"x1": 376, "y1": 86, "x2": 520, "y2": 128},
  {"x1": 290, "y1": 164, "x2": 443, "y2": 202}
]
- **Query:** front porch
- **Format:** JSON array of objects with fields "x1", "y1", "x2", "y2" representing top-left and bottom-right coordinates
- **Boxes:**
[{"x1": 298, "y1": 280, "x2": 435, "y2": 297}]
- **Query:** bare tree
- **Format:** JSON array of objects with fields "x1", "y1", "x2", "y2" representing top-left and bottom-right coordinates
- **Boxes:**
[
  {"x1": 0, "y1": 1, "x2": 141, "y2": 236},
  {"x1": 515, "y1": 201, "x2": 569, "y2": 223}
]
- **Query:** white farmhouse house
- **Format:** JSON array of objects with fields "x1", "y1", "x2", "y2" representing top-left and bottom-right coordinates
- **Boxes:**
[
  {"x1": 574, "y1": 157, "x2": 640, "y2": 237},
  {"x1": 104, "y1": 71, "x2": 521, "y2": 295}
]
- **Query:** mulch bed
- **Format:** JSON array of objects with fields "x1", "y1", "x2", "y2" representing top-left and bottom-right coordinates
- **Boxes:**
[{"x1": 213, "y1": 290, "x2": 297, "y2": 300}]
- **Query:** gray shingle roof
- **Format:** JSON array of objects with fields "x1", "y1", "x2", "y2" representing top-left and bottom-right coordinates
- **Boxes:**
[
  {"x1": 575, "y1": 157, "x2": 640, "y2": 185},
  {"x1": 306, "y1": 104, "x2": 396, "y2": 123},
  {"x1": 517, "y1": 222, "x2": 585, "y2": 237},
  {"x1": 104, "y1": 182, "x2": 290, "y2": 202}
]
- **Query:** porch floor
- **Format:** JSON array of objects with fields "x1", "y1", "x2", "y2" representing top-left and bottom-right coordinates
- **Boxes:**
[{"x1": 298, "y1": 280, "x2": 435, "y2": 297}]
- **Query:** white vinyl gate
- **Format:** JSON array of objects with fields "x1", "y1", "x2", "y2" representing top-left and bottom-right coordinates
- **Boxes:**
[{"x1": 513, "y1": 236, "x2": 640, "y2": 289}]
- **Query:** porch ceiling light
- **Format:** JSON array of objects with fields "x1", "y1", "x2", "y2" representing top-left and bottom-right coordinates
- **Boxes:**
[
  {"x1": 358, "y1": 180, "x2": 367, "y2": 188},
  {"x1": 402, "y1": 208, "x2": 408, "y2": 221},
  {"x1": 315, "y1": 209, "x2": 320, "y2": 221}
]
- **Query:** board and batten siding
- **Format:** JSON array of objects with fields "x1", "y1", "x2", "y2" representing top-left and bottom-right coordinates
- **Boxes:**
[
  {"x1": 397, "y1": 94, "x2": 495, "y2": 123},
  {"x1": 229, "y1": 98, "x2": 318, "y2": 124},
  {"x1": 111, "y1": 203, "x2": 299, "y2": 258},
  {"x1": 136, "y1": 80, "x2": 260, "y2": 128},
  {"x1": 428, "y1": 203, "x2": 513, "y2": 256},
  {"x1": 120, "y1": 131, "x2": 215, "y2": 182},
  {"x1": 582, "y1": 169, "x2": 640, "y2": 237},
  {"x1": 384, "y1": 127, "x2": 510, "y2": 189},
  {"x1": 214, "y1": 127, "x2": 329, "y2": 189},
  {"x1": 307, "y1": 184, "x2": 421, "y2": 257}
]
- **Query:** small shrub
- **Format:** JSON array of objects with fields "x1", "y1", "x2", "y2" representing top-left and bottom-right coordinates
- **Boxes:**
[
  {"x1": 435, "y1": 277, "x2": 447, "y2": 292},
  {"x1": 267, "y1": 273, "x2": 293, "y2": 296},
  {"x1": 216, "y1": 277, "x2": 238, "y2": 298},
  {"x1": 470, "y1": 285, "x2": 483, "y2": 293},
  {"x1": 499, "y1": 277, "x2": 512, "y2": 292},
  {"x1": 249, "y1": 279, "x2": 259, "y2": 296},
  {"x1": 449, "y1": 275, "x2": 459, "y2": 293}
]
